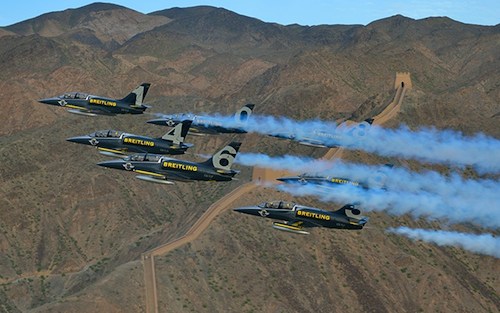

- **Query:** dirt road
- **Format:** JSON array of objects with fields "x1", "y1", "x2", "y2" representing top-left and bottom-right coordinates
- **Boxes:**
[
  {"x1": 142, "y1": 253, "x2": 157, "y2": 313},
  {"x1": 374, "y1": 85, "x2": 405, "y2": 125},
  {"x1": 142, "y1": 183, "x2": 257, "y2": 313}
]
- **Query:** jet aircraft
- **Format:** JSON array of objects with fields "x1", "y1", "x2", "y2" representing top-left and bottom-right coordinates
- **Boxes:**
[
  {"x1": 39, "y1": 83, "x2": 151, "y2": 116},
  {"x1": 234, "y1": 201, "x2": 368, "y2": 235},
  {"x1": 97, "y1": 141, "x2": 242, "y2": 184},
  {"x1": 269, "y1": 118, "x2": 374, "y2": 148},
  {"x1": 66, "y1": 120, "x2": 193, "y2": 157},
  {"x1": 277, "y1": 174, "x2": 365, "y2": 188},
  {"x1": 147, "y1": 104, "x2": 255, "y2": 135},
  {"x1": 277, "y1": 164, "x2": 393, "y2": 189}
]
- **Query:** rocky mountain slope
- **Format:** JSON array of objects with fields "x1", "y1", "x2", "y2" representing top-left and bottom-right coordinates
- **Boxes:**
[{"x1": 0, "y1": 3, "x2": 498, "y2": 312}]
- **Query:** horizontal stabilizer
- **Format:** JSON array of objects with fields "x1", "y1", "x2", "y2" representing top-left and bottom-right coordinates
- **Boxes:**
[
  {"x1": 364, "y1": 118, "x2": 375, "y2": 125},
  {"x1": 130, "y1": 104, "x2": 151, "y2": 109}
]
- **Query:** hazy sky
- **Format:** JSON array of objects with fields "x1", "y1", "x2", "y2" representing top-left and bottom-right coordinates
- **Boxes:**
[{"x1": 1, "y1": 1, "x2": 498, "y2": 27}]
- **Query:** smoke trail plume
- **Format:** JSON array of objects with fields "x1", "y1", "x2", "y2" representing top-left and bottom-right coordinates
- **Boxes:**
[
  {"x1": 356, "y1": 125, "x2": 500, "y2": 174},
  {"x1": 202, "y1": 113, "x2": 500, "y2": 173},
  {"x1": 237, "y1": 153, "x2": 500, "y2": 209},
  {"x1": 237, "y1": 153, "x2": 335, "y2": 173},
  {"x1": 387, "y1": 227, "x2": 500, "y2": 258}
]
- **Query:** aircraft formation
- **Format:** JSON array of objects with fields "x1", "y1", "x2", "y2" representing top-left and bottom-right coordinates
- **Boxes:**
[{"x1": 39, "y1": 83, "x2": 375, "y2": 235}]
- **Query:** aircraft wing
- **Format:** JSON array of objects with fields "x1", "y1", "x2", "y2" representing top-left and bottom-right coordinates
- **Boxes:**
[
  {"x1": 131, "y1": 167, "x2": 187, "y2": 185},
  {"x1": 297, "y1": 139, "x2": 328, "y2": 148},
  {"x1": 97, "y1": 147, "x2": 128, "y2": 157},
  {"x1": 272, "y1": 220, "x2": 319, "y2": 235},
  {"x1": 160, "y1": 171, "x2": 197, "y2": 182},
  {"x1": 189, "y1": 126, "x2": 218, "y2": 135},
  {"x1": 134, "y1": 168, "x2": 196, "y2": 183},
  {"x1": 295, "y1": 219, "x2": 323, "y2": 228},
  {"x1": 67, "y1": 108, "x2": 116, "y2": 116},
  {"x1": 135, "y1": 175, "x2": 175, "y2": 185},
  {"x1": 281, "y1": 219, "x2": 321, "y2": 229}
]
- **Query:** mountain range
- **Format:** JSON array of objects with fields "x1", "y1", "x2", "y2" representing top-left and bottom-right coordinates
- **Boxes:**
[{"x1": 0, "y1": 3, "x2": 498, "y2": 312}]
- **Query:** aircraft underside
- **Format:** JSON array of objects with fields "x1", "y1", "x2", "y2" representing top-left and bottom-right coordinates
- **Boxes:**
[{"x1": 272, "y1": 222, "x2": 310, "y2": 235}]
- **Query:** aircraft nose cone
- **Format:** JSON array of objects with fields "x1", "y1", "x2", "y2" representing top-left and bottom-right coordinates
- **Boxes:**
[
  {"x1": 147, "y1": 119, "x2": 166, "y2": 126},
  {"x1": 233, "y1": 206, "x2": 263, "y2": 217},
  {"x1": 147, "y1": 117, "x2": 178, "y2": 127},
  {"x1": 38, "y1": 97, "x2": 61, "y2": 106},
  {"x1": 276, "y1": 176, "x2": 296, "y2": 183},
  {"x1": 97, "y1": 160, "x2": 128, "y2": 170},
  {"x1": 277, "y1": 176, "x2": 306, "y2": 185},
  {"x1": 66, "y1": 135, "x2": 92, "y2": 145}
]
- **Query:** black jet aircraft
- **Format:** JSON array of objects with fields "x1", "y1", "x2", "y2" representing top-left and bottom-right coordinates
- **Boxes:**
[
  {"x1": 38, "y1": 83, "x2": 151, "y2": 116},
  {"x1": 147, "y1": 104, "x2": 255, "y2": 135},
  {"x1": 234, "y1": 201, "x2": 368, "y2": 235},
  {"x1": 278, "y1": 174, "x2": 365, "y2": 188},
  {"x1": 277, "y1": 164, "x2": 393, "y2": 190},
  {"x1": 97, "y1": 141, "x2": 242, "y2": 184},
  {"x1": 66, "y1": 120, "x2": 193, "y2": 157},
  {"x1": 269, "y1": 118, "x2": 374, "y2": 148}
]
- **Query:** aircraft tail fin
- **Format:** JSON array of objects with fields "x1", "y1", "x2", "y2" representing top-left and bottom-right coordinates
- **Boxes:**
[
  {"x1": 161, "y1": 120, "x2": 192, "y2": 144},
  {"x1": 366, "y1": 163, "x2": 393, "y2": 188},
  {"x1": 335, "y1": 203, "x2": 368, "y2": 221},
  {"x1": 120, "y1": 83, "x2": 151, "y2": 107},
  {"x1": 347, "y1": 117, "x2": 374, "y2": 139},
  {"x1": 234, "y1": 104, "x2": 255, "y2": 122},
  {"x1": 201, "y1": 141, "x2": 241, "y2": 171}
]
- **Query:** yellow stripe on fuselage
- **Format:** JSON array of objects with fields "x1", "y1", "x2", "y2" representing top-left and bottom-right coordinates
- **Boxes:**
[
  {"x1": 133, "y1": 169, "x2": 165, "y2": 178},
  {"x1": 97, "y1": 147, "x2": 126, "y2": 154},
  {"x1": 66, "y1": 104, "x2": 87, "y2": 110},
  {"x1": 274, "y1": 223, "x2": 303, "y2": 231}
]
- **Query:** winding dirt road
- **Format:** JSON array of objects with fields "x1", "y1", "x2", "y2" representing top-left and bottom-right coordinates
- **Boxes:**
[{"x1": 143, "y1": 183, "x2": 257, "y2": 313}]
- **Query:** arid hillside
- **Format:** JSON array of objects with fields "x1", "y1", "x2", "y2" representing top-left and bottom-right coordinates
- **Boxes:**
[{"x1": 0, "y1": 3, "x2": 498, "y2": 312}]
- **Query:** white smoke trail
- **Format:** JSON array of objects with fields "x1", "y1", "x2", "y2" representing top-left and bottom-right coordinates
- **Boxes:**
[
  {"x1": 356, "y1": 125, "x2": 500, "y2": 174},
  {"x1": 236, "y1": 153, "x2": 500, "y2": 209},
  {"x1": 313, "y1": 159, "x2": 499, "y2": 207},
  {"x1": 387, "y1": 227, "x2": 500, "y2": 258},
  {"x1": 201, "y1": 113, "x2": 500, "y2": 173},
  {"x1": 237, "y1": 153, "x2": 335, "y2": 172}
]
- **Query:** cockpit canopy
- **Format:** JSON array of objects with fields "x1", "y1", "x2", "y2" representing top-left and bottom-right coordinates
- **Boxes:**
[
  {"x1": 91, "y1": 130, "x2": 124, "y2": 138},
  {"x1": 126, "y1": 153, "x2": 162, "y2": 162},
  {"x1": 259, "y1": 200, "x2": 296, "y2": 210},
  {"x1": 59, "y1": 92, "x2": 89, "y2": 100}
]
